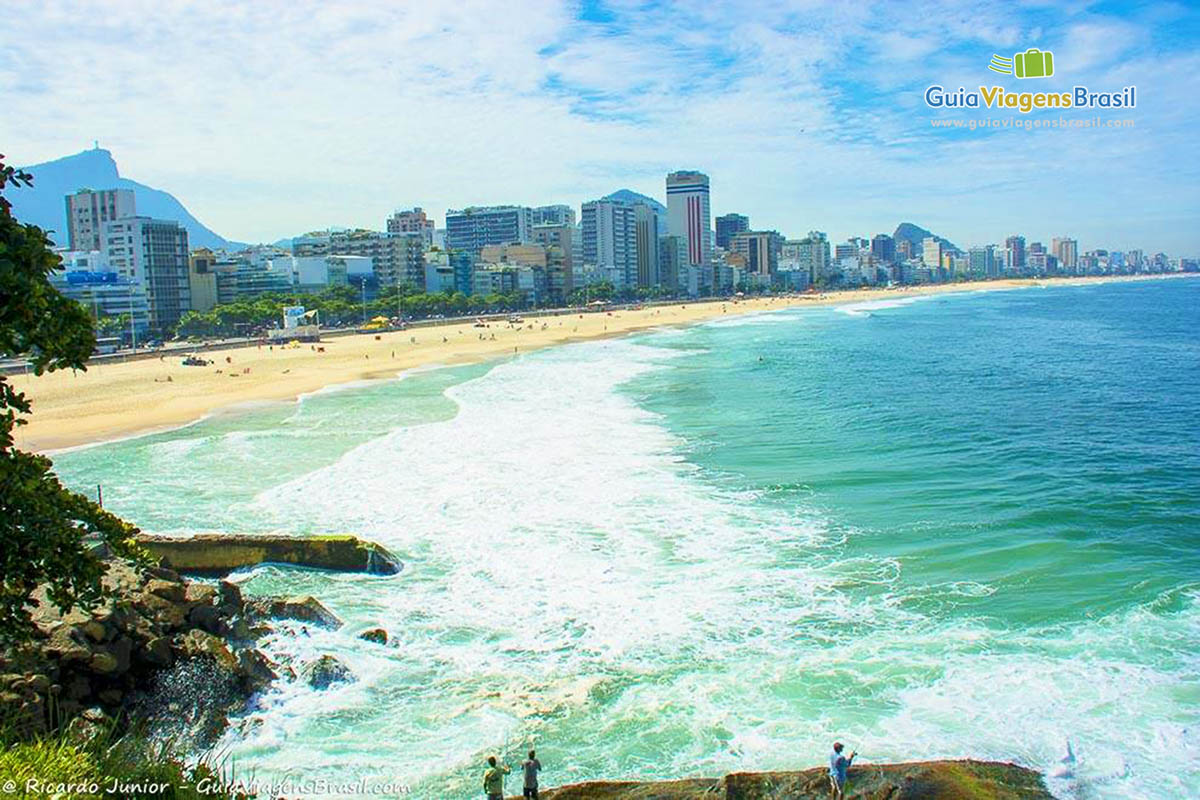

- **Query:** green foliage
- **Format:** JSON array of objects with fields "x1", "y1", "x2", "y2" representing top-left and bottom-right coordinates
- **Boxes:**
[
  {"x1": 0, "y1": 153, "x2": 143, "y2": 644},
  {"x1": 174, "y1": 284, "x2": 531, "y2": 338},
  {"x1": 0, "y1": 719, "x2": 248, "y2": 799}
]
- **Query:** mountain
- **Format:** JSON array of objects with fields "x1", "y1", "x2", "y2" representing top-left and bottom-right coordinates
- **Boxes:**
[
  {"x1": 11, "y1": 147, "x2": 245, "y2": 250},
  {"x1": 602, "y1": 189, "x2": 668, "y2": 236},
  {"x1": 893, "y1": 222, "x2": 959, "y2": 255}
]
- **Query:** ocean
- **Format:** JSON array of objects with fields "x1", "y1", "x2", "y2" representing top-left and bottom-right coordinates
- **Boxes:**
[{"x1": 52, "y1": 278, "x2": 1200, "y2": 799}]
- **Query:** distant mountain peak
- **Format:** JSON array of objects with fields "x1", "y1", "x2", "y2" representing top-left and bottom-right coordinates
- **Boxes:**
[
  {"x1": 893, "y1": 222, "x2": 960, "y2": 254},
  {"x1": 11, "y1": 148, "x2": 244, "y2": 250}
]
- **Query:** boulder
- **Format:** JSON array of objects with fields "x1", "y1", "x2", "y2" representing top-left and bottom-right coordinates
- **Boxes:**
[
  {"x1": 136, "y1": 533, "x2": 402, "y2": 576},
  {"x1": 245, "y1": 595, "x2": 342, "y2": 629},
  {"x1": 301, "y1": 655, "x2": 354, "y2": 690},
  {"x1": 358, "y1": 628, "x2": 388, "y2": 645}
]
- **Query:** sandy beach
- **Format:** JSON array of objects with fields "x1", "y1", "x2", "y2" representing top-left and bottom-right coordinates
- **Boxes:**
[{"x1": 10, "y1": 274, "x2": 1194, "y2": 452}]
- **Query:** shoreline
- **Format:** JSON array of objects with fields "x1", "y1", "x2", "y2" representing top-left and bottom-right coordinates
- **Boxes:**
[{"x1": 13, "y1": 273, "x2": 1196, "y2": 453}]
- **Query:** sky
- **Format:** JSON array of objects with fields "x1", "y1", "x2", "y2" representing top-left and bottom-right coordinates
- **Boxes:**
[{"x1": 2, "y1": 0, "x2": 1198, "y2": 253}]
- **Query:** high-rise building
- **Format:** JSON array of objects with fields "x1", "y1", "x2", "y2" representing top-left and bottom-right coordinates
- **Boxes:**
[
  {"x1": 922, "y1": 237, "x2": 943, "y2": 270},
  {"x1": 715, "y1": 213, "x2": 749, "y2": 250},
  {"x1": 633, "y1": 203, "x2": 660, "y2": 289},
  {"x1": 531, "y1": 223, "x2": 575, "y2": 297},
  {"x1": 968, "y1": 245, "x2": 997, "y2": 278},
  {"x1": 666, "y1": 171, "x2": 711, "y2": 268},
  {"x1": 870, "y1": 234, "x2": 896, "y2": 264},
  {"x1": 188, "y1": 248, "x2": 219, "y2": 312},
  {"x1": 51, "y1": 269, "x2": 151, "y2": 339},
  {"x1": 532, "y1": 205, "x2": 576, "y2": 227},
  {"x1": 581, "y1": 199, "x2": 637, "y2": 288},
  {"x1": 386, "y1": 208, "x2": 435, "y2": 245},
  {"x1": 479, "y1": 243, "x2": 567, "y2": 305},
  {"x1": 1051, "y1": 237, "x2": 1078, "y2": 271},
  {"x1": 65, "y1": 188, "x2": 136, "y2": 251},
  {"x1": 1005, "y1": 235, "x2": 1026, "y2": 272},
  {"x1": 103, "y1": 216, "x2": 190, "y2": 330},
  {"x1": 796, "y1": 231, "x2": 831, "y2": 285},
  {"x1": 445, "y1": 206, "x2": 533, "y2": 256},
  {"x1": 730, "y1": 230, "x2": 783, "y2": 280},
  {"x1": 658, "y1": 235, "x2": 686, "y2": 295}
]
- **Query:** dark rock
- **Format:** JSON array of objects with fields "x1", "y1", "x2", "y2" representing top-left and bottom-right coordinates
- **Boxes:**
[
  {"x1": 358, "y1": 628, "x2": 388, "y2": 645},
  {"x1": 142, "y1": 637, "x2": 174, "y2": 667},
  {"x1": 97, "y1": 689, "x2": 124, "y2": 706},
  {"x1": 301, "y1": 655, "x2": 354, "y2": 689},
  {"x1": 184, "y1": 582, "x2": 218, "y2": 606},
  {"x1": 88, "y1": 652, "x2": 120, "y2": 675},
  {"x1": 245, "y1": 595, "x2": 342, "y2": 629},
  {"x1": 188, "y1": 603, "x2": 228, "y2": 635}
]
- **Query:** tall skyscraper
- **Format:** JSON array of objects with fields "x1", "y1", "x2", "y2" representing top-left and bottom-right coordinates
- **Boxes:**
[
  {"x1": 633, "y1": 203, "x2": 660, "y2": 288},
  {"x1": 715, "y1": 213, "x2": 749, "y2": 250},
  {"x1": 1005, "y1": 235, "x2": 1026, "y2": 272},
  {"x1": 666, "y1": 171, "x2": 711, "y2": 268},
  {"x1": 922, "y1": 237, "x2": 943, "y2": 270},
  {"x1": 870, "y1": 234, "x2": 895, "y2": 264},
  {"x1": 65, "y1": 188, "x2": 136, "y2": 251},
  {"x1": 1051, "y1": 237, "x2": 1078, "y2": 271},
  {"x1": 581, "y1": 199, "x2": 637, "y2": 288},
  {"x1": 103, "y1": 216, "x2": 190, "y2": 330},
  {"x1": 445, "y1": 206, "x2": 533, "y2": 256},
  {"x1": 658, "y1": 235, "x2": 686, "y2": 294}
]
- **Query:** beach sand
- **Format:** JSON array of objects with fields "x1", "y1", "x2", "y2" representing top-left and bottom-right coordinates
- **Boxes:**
[{"x1": 10, "y1": 274, "x2": 1193, "y2": 452}]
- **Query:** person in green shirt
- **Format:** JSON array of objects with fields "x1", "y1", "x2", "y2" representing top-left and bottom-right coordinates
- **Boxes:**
[{"x1": 483, "y1": 755, "x2": 510, "y2": 800}]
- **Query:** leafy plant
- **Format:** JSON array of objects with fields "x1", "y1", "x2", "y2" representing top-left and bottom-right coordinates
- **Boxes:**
[{"x1": 0, "y1": 153, "x2": 143, "y2": 644}]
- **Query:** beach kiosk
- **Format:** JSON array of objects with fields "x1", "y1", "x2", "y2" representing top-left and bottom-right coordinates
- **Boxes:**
[{"x1": 269, "y1": 306, "x2": 320, "y2": 343}]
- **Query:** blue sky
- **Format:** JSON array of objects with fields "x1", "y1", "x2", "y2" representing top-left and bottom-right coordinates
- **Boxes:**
[{"x1": 2, "y1": 0, "x2": 1197, "y2": 253}]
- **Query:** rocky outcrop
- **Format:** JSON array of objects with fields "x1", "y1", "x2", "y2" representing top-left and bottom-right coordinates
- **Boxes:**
[
  {"x1": 301, "y1": 654, "x2": 355, "y2": 690},
  {"x1": 135, "y1": 533, "x2": 402, "y2": 576},
  {"x1": 358, "y1": 627, "x2": 388, "y2": 645},
  {"x1": 244, "y1": 595, "x2": 342, "y2": 629},
  {"x1": 523, "y1": 761, "x2": 1052, "y2": 799},
  {"x1": 0, "y1": 560, "x2": 274, "y2": 741}
]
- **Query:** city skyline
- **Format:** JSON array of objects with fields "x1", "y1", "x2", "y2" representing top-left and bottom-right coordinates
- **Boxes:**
[{"x1": 4, "y1": 1, "x2": 1198, "y2": 253}]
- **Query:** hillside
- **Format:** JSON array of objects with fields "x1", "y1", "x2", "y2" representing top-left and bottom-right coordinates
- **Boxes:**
[
  {"x1": 11, "y1": 147, "x2": 244, "y2": 250},
  {"x1": 894, "y1": 222, "x2": 960, "y2": 255}
]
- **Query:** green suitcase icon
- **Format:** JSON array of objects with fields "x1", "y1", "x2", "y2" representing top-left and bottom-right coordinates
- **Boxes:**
[{"x1": 1014, "y1": 48, "x2": 1054, "y2": 78}]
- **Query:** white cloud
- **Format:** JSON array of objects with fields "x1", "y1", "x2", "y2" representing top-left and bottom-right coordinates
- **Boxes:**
[{"x1": 0, "y1": 0, "x2": 1195, "y2": 254}]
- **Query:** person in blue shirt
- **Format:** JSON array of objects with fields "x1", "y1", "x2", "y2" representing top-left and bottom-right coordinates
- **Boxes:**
[{"x1": 828, "y1": 741, "x2": 856, "y2": 799}]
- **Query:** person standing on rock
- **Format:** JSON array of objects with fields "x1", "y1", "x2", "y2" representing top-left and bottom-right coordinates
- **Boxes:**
[
  {"x1": 522, "y1": 750, "x2": 542, "y2": 799},
  {"x1": 828, "y1": 741, "x2": 856, "y2": 799},
  {"x1": 483, "y1": 755, "x2": 510, "y2": 800}
]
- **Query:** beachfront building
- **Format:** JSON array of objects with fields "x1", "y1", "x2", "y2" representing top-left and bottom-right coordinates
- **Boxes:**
[
  {"x1": 65, "y1": 188, "x2": 136, "y2": 251},
  {"x1": 103, "y1": 216, "x2": 190, "y2": 330},
  {"x1": 922, "y1": 237, "x2": 943, "y2": 274},
  {"x1": 871, "y1": 234, "x2": 896, "y2": 265},
  {"x1": 729, "y1": 230, "x2": 784, "y2": 282},
  {"x1": 658, "y1": 235, "x2": 686, "y2": 296},
  {"x1": 188, "y1": 248, "x2": 219, "y2": 312},
  {"x1": 1005, "y1": 235, "x2": 1026, "y2": 274},
  {"x1": 581, "y1": 199, "x2": 637, "y2": 289},
  {"x1": 633, "y1": 203, "x2": 660, "y2": 289},
  {"x1": 715, "y1": 213, "x2": 750, "y2": 250},
  {"x1": 1051, "y1": 237, "x2": 1079, "y2": 272},
  {"x1": 294, "y1": 229, "x2": 425, "y2": 290},
  {"x1": 445, "y1": 206, "x2": 534, "y2": 257},
  {"x1": 50, "y1": 269, "x2": 151, "y2": 339},
  {"x1": 666, "y1": 171, "x2": 712, "y2": 271},
  {"x1": 480, "y1": 242, "x2": 568, "y2": 304},
  {"x1": 386, "y1": 208, "x2": 435, "y2": 246},
  {"x1": 423, "y1": 249, "x2": 474, "y2": 296},
  {"x1": 531, "y1": 223, "x2": 575, "y2": 298},
  {"x1": 793, "y1": 231, "x2": 831, "y2": 286},
  {"x1": 968, "y1": 245, "x2": 998, "y2": 278}
]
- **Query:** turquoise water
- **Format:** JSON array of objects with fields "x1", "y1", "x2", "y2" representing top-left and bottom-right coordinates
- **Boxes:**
[{"x1": 52, "y1": 279, "x2": 1200, "y2": 799}]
